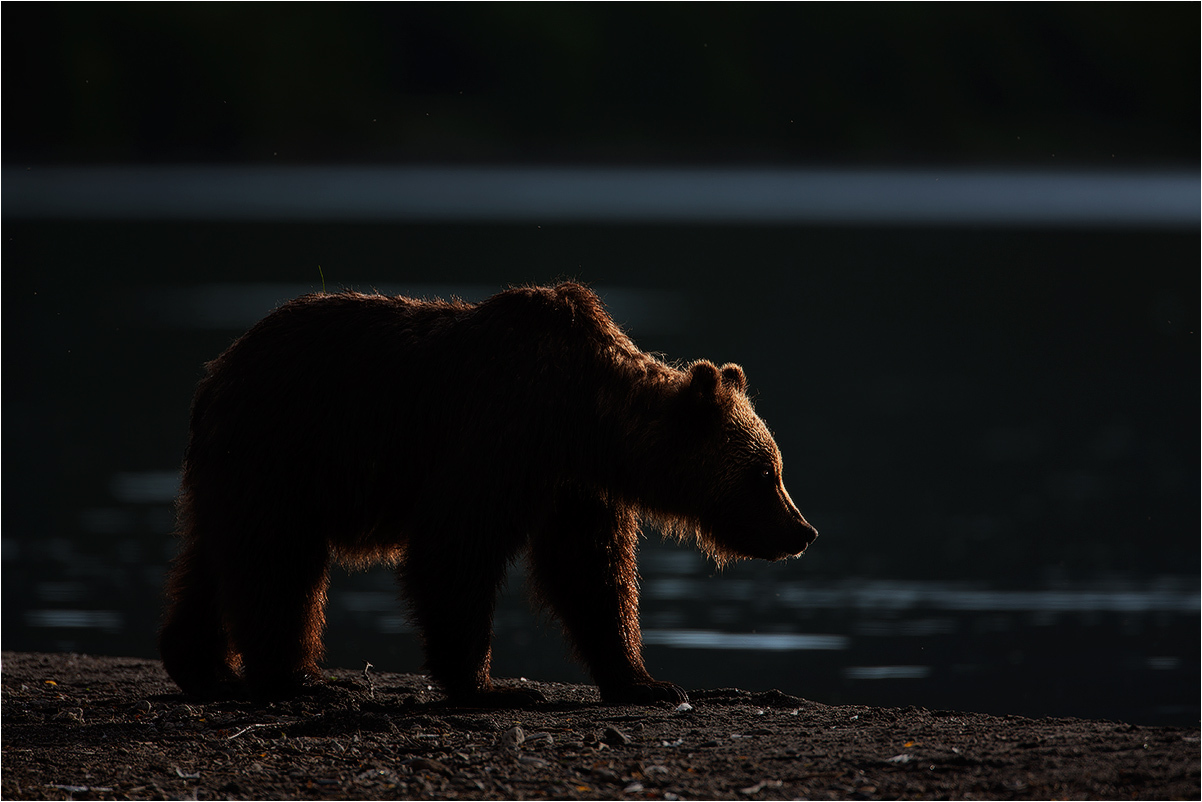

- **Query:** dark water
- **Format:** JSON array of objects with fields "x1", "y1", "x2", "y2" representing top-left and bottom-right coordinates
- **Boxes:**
[{"x1": 3, "y1": 220, "x2": 1197, "y2": 725}]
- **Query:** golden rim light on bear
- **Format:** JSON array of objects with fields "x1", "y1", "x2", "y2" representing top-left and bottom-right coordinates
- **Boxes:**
[{"x1": 159, "y1": 282, "x2": 817, "y2": 707}]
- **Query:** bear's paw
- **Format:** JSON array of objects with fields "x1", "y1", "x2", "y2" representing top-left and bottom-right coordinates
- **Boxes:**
[
  {"x1": 599, "y1": 680, "x2": 688, "y2": 706},
  {"x1": 444, "y1": 686, "x2": 548, "y2": 709}
]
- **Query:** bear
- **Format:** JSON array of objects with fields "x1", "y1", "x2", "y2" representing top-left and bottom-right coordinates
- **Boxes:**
[{"x1": 158, "y1": 282, "x2": 818, "y2": 706}]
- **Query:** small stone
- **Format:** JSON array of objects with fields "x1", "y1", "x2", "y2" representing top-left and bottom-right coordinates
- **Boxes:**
[
  {"x1": 501, "y1": 725, "x2": 526, "y2": 748},
  {"x1": 166, "y1": 704, "x2": 198, "y2": 721},
  {"x1": 601, "y1": 726, "x2": 631, "y2": 746},
  {"x1": 739, "y1": 780, "x2": 783, "y2": 795},
  {"x1": 591, "y1": 768, "x2": 621, "y2": 784}
]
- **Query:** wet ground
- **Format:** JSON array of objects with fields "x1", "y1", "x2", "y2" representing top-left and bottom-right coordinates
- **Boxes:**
[{"x1": 2, "y1": 652, "x2": 1197, "y2": 800}]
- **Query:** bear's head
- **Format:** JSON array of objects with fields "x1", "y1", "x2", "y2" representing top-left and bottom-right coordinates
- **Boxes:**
[{"x1": 655, "y1": 361, "x2": 818, "y2": 566}]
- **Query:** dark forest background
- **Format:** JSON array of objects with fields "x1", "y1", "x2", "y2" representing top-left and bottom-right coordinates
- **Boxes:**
[{"x1": 3, "y1": 3, "x2": 1197, "y2": 167}]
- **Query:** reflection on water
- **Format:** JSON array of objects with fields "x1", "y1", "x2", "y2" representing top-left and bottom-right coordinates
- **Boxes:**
[
  {"x1": 24, "y1": 609, "x2": 123, "y2": 631},
  {"x1": 4, "y1": 251, "x2": 1198, "y2": 727},
  {"x1": 7, "y1": 506, "x2": 1197, "y2": 726},
  {"x1": 6, "y1": 430, "x2": 1200, "y2": 729},
  {"x1": 109, "y1": 472, "x2": 181, "y2": 504},
  {"x1": 647, "y1": 576, "x2": 1199, "y2": 613},
  {"x1": 641, "y1": 630, "x2": 850, "y2": 651},
  {"x1": 8, "y1": 166, "x2": 1197, "y2": 227},
  {"x1": 844, "y1": 666, "x2": 932, "y2": 680}
]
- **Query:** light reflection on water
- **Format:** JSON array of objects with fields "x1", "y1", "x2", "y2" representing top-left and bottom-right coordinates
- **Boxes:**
[
  {"x1": 641, "y1": 630, "x2": 849, "y2": 651},
  {"x1": 646, "y1": 577, "x2": 1200, "y2": 614},
  {"x1": 24, "y1": 609, "x2": 123, "y2": 631},
  {"x1": 844, "y1": 666, "x2": 932, "y2": 680},
  {"x1": 6, "y1": 273, "x2": 1198, "y2": 726},
  {"x1": 7, "y1": 457, "x2": 1200, "y2": 727}
]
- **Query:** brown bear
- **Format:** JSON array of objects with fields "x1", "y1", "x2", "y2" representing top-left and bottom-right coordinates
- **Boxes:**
[{"x1": 159, "y1": 282, "x2": 817, "y2": 706}]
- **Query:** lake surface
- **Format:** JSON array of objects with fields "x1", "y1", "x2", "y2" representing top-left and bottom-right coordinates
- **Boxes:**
[
  {"x1": 10, "y1": 533, "x2": 1197, "y2": 726},
  {"x1": 3, "y1": 217, "x2": 1197, "y2": 725}
]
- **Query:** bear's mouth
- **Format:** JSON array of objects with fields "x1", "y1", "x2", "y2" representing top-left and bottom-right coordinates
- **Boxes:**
[
  {"x1": 763, "y1": 524, "x2": 819, "y2": 562},
  {"x1": 725, "y1": 525, "x2": 817, "y2": 562},
  {"x1": 696, "y1": 517, "x2": 818, "y2": 564}
]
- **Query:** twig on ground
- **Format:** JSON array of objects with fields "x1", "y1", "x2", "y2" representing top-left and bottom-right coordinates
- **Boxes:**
[
  {"x1": 363, "y1": 660, "x2": 375, "y2": 698},
  {"x1": 227, "y1": 723, "x2": 279, "y2": 741}
]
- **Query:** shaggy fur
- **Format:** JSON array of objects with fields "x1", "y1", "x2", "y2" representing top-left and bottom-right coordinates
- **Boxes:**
[{"x1": 159, "y1": 282, "x2": 817, "y2": 705}]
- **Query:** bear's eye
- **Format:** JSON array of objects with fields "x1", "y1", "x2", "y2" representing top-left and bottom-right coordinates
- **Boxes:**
[{"x1": 756, "y1": 465, "x2": 775, "y2": 483}]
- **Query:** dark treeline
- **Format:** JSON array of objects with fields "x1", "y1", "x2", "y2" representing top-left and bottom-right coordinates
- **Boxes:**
[{"x1": 3, "y1": 4, "x2": 1196, "y2": 167}]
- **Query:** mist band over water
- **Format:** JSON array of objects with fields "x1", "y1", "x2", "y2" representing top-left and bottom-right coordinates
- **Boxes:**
[{"x1": 5, "y1": 166, "x2": 1196, "y2": 228}]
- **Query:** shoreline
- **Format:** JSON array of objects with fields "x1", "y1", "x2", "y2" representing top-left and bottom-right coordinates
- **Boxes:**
[{"x1": 2, "y1": 651, "x2": 1198, "y2": 800}]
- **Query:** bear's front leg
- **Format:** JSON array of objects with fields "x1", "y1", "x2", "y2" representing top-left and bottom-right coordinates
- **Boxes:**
[
  {"x1": 398, "y1": 535, "x2": 545, "y2": 708},
  {"x1": 529, "y1": 491, "x2": 688, "y2": 705}
]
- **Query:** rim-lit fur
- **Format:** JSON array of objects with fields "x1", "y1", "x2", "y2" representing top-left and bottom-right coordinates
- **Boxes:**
[{"x1": 158, "y1": 282, "x2": 816, "y2": 703}]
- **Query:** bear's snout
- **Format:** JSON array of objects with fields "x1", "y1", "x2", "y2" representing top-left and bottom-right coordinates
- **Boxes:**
[
  {"x1": 764, "y1": 517, "x2": 822, "y2": 562},
  {"x1": 774, "y1": 519, "x2": 819, "y2": 561},
  {"x1": 720, "y1": 516, "x2": 817, "y2": 562},
  {"x1": 774, "y1": 485, "x2": 818, "y2": 559}
]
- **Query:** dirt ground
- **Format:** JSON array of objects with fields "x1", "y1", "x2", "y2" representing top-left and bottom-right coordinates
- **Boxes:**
[{"x1": 1, "y1": 652, "x2": 1197, "y2": 801}]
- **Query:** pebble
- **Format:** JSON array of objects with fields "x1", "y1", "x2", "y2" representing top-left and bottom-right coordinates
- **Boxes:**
[
  {"x1": 51, "y1": 708, "x2": 84, "y2": 724},
  {"x1": 500, "y1": 725, "x2": 525, "y2": 748},
  {"x1": 591, "y1": 767, "x2": 621, "y2": 784},
  {"x1": 601, "y1": 726, "x2": 631, "y2": 746},
  {"x1": 739, "y1": 780, "x2": 783, "y2": 795},
  {"x1": 166, "y1": 704, "x2": 198, "y2": 721}
]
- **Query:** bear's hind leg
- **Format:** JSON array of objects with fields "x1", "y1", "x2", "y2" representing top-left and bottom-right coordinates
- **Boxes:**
[
  {"x1": 221, "y1": 537, "x2": 332, "y2": 700},
  {"x1": 399, "y1": 534, "x2": 543, "y2": 707},
  {"x1": 529, "y1": 490, "x2": 687, "y2": 704},
  {"x1": 159, "y1": 539, "x2": 241, "y2": 698}
]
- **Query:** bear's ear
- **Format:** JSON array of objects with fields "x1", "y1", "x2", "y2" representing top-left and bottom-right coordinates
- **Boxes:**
[
  {"x1": 719, "y1": 363, "x2": 747, "y2": 393},
  {"x1": 688, "y1": 361, "x2": 722, "y2": 396}
]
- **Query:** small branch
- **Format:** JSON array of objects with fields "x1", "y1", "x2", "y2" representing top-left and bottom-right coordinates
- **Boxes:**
[
  {"x1": 363, "y1": 661, "x2": 375, "y2": 698},
  {"x1": 227, "y1": 723, "x2": 278, "y2": 741}
]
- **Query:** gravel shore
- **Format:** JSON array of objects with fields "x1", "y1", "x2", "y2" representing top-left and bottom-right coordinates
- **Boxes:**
[{"x1": 2, "y1": 651, "x2": 1197, "y2": 800}]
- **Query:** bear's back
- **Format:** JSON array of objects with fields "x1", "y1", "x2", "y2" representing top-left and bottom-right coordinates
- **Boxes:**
[{"x1": 183, "y1": 284, "x2": 665, "y2": 533}]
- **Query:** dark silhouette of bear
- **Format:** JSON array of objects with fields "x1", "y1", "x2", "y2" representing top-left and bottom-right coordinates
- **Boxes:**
[{"x1": 159, "y1": 282, "x2": 817, "y2": 705}]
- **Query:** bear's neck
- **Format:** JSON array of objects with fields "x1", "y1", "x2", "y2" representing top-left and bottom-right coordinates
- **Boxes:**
[{"x1": 584, "y1": 361, "x2": 686, "y2": 508}]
